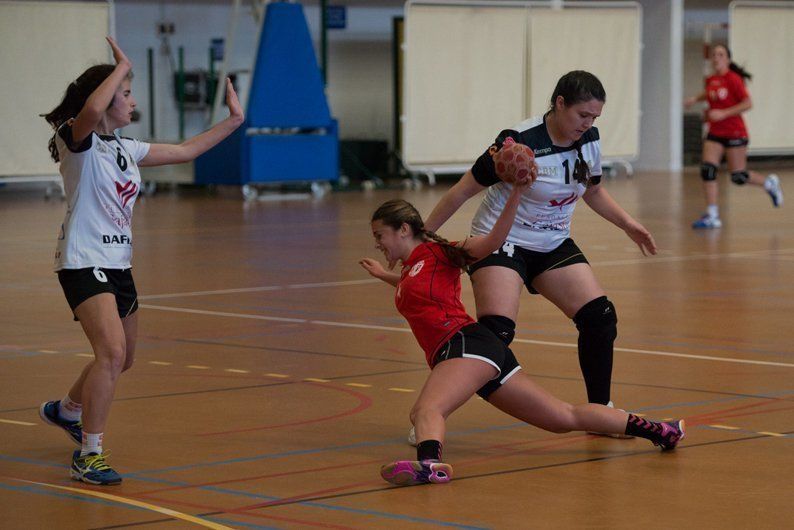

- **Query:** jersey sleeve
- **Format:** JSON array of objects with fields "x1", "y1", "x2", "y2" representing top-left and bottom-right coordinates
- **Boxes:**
[
  {"x1": 471, "y1": 129, "x2": 522, "y2": 187},
  {"x1": 57, "y1": 124, "x2": 93, "y2": 153},
  {"x1": 122, "y1": 137, "x2": 151, "y2": 163}
]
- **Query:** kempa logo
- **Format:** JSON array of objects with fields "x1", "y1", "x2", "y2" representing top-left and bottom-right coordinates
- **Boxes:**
[
  {"x1": 102, "y1": 234, "x2": 131, "y2": 245},
  {"x1": 534, "y1": 147, "x2": 552, "y2": 155}
]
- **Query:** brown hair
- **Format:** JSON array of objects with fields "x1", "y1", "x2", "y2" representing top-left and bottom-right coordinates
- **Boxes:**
[
  {"x1": 371, "y1": 199, "x2": 474, "y2": 268},
  {"x1": 41, "y1": 64, "x2": 131, "y2": 162}
]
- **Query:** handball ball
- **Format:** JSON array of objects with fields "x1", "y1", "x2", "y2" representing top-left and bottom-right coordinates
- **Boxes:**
[{"x1": 493, "y1": 137, "x2": 535, "y2": 183}]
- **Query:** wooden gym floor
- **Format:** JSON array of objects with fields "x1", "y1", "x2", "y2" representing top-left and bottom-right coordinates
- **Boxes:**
[{"x1": 0, "y1": 168, "x2": 792, "y2": 529}]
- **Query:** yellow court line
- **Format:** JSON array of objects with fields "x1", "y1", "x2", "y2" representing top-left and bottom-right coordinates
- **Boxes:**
[
  {"x1": 224, "y1": 369, "x2": 250, "y2": 374},
  {"x1": 265, "y1": 373, "x2": 289, "y2": 378},
  {"x1": 39, "y1": 350, "x2": 58, "y2": 354},
  {"x1": 148, "y1": 361, "x2": 172, "y2": 366},
  {"x1": 13, "y1": 479, "x2": 232, "y2": 529},
  {"x1": 709, "y1": 424, "x2": 741, "y2": 430},
  {"x1": 758, "y1": 431, "x2": 786, "y2": 437},
  {"x1": 304, "y1": 378, "x2": 330, "y2": 383},
  {"x1": 345, "y1": 383, "x2": 372, "y2": 388},
  {"x1": 0, "y1": 419, "x2": 36, "y2": 426},
  {"x1": 388, "y1": 388, "x2": 415, "y2": 393},
  {"x1": 75, "y1": 353, "x2": 93, "y2": 358},
  {"x1": 186, "y1": 365, "x2": 210, "y2": 370}
]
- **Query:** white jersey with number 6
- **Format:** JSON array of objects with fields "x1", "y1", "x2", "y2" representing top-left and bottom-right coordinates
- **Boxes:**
[{"x1": 54, "y1": 124, "x2": 150, "y2": 271}]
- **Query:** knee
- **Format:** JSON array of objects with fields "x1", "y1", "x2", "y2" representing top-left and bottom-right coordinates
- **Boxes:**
[
  {"x1": 478, "y1": 315, "x2": 516, "y2": 345},
  {"x1": 573, "y1": 296, "x2": 617, "y2": 335},
  {"x1": 731, "y1": 170, "x2": 749, "y2": 185},
  {"x1": 96, "y1": 344, "x2": 126, "y2": 376},
  {"x1": 700, "y1": 162, "x2": 718, "y2": 181},
  {"x1": 544, "y1": 404, "x2": 576, "y2": 433}
]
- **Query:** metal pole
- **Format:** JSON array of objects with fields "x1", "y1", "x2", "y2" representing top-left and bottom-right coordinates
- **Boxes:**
[
  {"x1": 147, "y1": 47, "x2": 155, "y2": 138},
  {"x1": 320, "y1": 0, "x2": 328, "y2": 85},
  {"x1": 178, "y1": 46, "x2": 185, "y2": 140}
]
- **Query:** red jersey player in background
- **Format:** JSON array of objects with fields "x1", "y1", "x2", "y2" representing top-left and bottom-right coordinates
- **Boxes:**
[
  {"x1": 359, "y1": 186, "x2": 685, "y2": 486},
  {"x1": 686, "y1": 44, "x2": 782, "y2": 229}
]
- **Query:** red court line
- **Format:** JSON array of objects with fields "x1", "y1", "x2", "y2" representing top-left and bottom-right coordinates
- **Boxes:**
[
  {"x1": 133, "y1": 458, "x2": 384, "y2": 496},
  {"x1": 199, "y1": 383, "x2": 373, "y2": 436},
  {"x1": 693, "y1": 405, "x2": 794, "y2": 424},
  {"x1": 685, "y1": 399, "x2": 790, "y2": 425}
]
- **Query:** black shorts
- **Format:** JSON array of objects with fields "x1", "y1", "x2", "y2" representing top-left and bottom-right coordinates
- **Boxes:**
[
  {"x1": 705, "y1": 134, "x2": 749, "y2": 148},
  {"x1": 57, "y1": 267, "x2": 138, "y2": 320},
  {"x1": 432, "y1": 323, "x2": 522, "y2": 399},
  {"x1": 468, "y1": 238, "x2": 589, "y2": 294}
]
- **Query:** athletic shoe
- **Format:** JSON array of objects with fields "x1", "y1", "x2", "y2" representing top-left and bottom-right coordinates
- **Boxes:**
[
  {"x1": 765, "y1": 174, "x2": 783, "y2": 207},
  {"x1": 39, "y1": 400, "x2": 82, "y2": 446},
  {"x1": 71, "y1": 450, "x2": 122, "y2": 485},
  {"x1": 407, "y1": 426, "x2": 417, "y2": 447},
  {"x1": 692, "y1": 214, "x2": 722, "y2": 229},
  {"x1": 654, "y1": 420, "x2": 685, "y2": 451},
  {"x1": 381, "y1": 459, "x2": 453, "y2": 486},
  {"x1": 588, "y1": 401, "x2": 634, "y2": 439}
]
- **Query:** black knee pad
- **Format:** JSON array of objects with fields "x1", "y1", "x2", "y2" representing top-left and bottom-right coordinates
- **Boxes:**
[
  {"x1": 731, "y1": 170, "x2": 749, "y2": 185},
  {"x1": 478, "y1": 315, "x2": 516, "y2": 345},
  {"x1": 700, "y1": 163, "x2": 718, "y2": 182},
  {"x1": 573, "y1": 296, "x2": 617, "y2": 332}
]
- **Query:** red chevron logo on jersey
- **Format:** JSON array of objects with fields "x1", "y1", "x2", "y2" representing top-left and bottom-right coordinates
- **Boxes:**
[
  {"x1": 115, "y1": 180, "x2": 138, "y2": 208},
  {"x1": 549, "y1": 192, "x2": 578, "y2": 210}
]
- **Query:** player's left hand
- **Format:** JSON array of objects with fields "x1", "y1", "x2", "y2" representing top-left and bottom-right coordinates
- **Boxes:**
[{"x1": 624, "y1": 221, "x2": 657, "y2": 256}]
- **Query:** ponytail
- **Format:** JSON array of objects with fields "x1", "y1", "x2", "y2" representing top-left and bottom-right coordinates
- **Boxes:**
[
  {"x1": 371, "y1": 199, "x2": 475, "y2": 270},
  {"x1": 41, "y1": 64, "x2": 120, "y2": 162},
  {"x1": 729, "y1": 62, "x2": 752, "y2": 81}
]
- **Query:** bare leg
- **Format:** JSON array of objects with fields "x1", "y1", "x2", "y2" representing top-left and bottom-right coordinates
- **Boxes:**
[
  {"x1": 470, "y1": 266, "x2": 524, "y2": 321},
  {"x1": 702, "y1": 140, "x2": 725, "y2": 208},
  {"x1": 72, "y1": 294, "x2": 127, "y2": 435},
  {"x1": 487, "y1": 372, "x2": 627, "y2": 434},
  {"x1": 410, "y1": 358, "x2": 498, "y2": 444}
]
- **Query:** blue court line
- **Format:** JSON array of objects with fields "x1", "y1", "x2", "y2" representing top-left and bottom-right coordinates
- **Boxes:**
[
  {"x1": 4, "y1": 392, "x2": 790, "y2": 529},
  {"x1": 0, "y1": 481, "x2": 149, "y2": 511},
  {"x1": 204, "y1": 518, "x2": 279, "y2": 530}
]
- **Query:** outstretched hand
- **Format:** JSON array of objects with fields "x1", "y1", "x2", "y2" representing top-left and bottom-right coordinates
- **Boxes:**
[
  {"x1": 225, "y1": 78, "x2": 244, "y2": 121},
  {"x1": 624, "y1": 221, "x2": 657, "y2": 256},
  {"x1": 359, "y1": 258, "x2": 388, "y2": 279},
  {"x1": 106, "y1": 36, "x2": 131, "y2": 67}
]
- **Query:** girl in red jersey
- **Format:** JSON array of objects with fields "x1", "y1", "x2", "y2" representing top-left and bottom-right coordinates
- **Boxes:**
[
  {"x1": 360, "y1": 191, "x2": 685, "y2": 486},
  {"x1": 686, "y1": 44, "x2": 783, "y2": 229}
]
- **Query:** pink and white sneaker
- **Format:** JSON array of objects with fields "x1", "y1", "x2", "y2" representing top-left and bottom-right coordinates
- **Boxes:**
[
  {"x1": 655, "y1": 419, "x2": 686, "y2": 451},
  {"x1": 380, "y1": 459, "x2": 453, "y2": 486}
]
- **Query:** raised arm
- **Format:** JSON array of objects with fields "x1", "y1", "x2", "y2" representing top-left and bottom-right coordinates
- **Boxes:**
[
  {"x1": 459, "y1": 181, "x2": 525, "y2": 261},
  {"x1": 583, "y1": 184, "x2": 657, "y2": 256},
  {"x1": 140, "y1": 78, "x2": 244, "y2": 167},
  {"x1": 423, "y1": 171, "x2": 486, "y2": 232},
  {"x1": 71, "y1": 37, "x2": 132, "y2": 144}
]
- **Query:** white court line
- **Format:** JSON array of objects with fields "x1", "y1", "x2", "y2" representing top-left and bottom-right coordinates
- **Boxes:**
[
  {"x1": 140, "y1": 304, "x2": 794, "y2": 369},
  {"x1": 139, "y1": 279, "x2": 380, "y2": 300},
  {"x1": 138, "y1": 248, "x2": 794, "y2": 300}
]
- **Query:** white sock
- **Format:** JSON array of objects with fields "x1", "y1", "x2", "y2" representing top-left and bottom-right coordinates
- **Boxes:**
[
  {"x1": 764, "y1": 175, "x2": 775, "y2": 190},
  {"x1": 59, "y1": 395, "x2": 82, "y2": 422},
  {"x1": 707, "y1": 205, "x2": 719, "y2": 219},
  {"x1": 81, "y1": 432, "x2": 103, "y2": 456}
]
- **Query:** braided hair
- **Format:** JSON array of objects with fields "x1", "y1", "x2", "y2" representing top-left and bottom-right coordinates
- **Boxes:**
[
  {"x1": 371, "y1": 199, "x2": 475, "y2": 269},
  {"x1": 41, "y1": 64, "x2": 125, "y2": 162}
]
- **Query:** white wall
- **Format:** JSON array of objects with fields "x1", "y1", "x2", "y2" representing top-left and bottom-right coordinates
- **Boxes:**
[{"x1": 115, "y1": 1, "x2": 399, "y2": 145}]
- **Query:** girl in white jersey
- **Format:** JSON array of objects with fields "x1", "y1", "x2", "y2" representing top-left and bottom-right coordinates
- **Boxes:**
[
  {"x1": 422, "y1": 71, "x2": 656, "y2": 439},
  {"x1": 39, "y1": 37, "x2": 244, "y2": 485}
]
